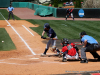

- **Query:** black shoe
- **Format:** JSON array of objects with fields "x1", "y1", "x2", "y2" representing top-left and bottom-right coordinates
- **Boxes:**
[
  {"x1": 80, "y1": 59, "x2": 88, "y2": 63},
  {"x1": 97, "y1": 58, "x2": 100, "y2": 61},
  {"x1": 62, "y1": 58, "x2": 67, "y2": 62}
]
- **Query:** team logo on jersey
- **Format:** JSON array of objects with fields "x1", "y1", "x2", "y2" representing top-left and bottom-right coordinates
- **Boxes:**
[{"x1": 78, "y1": 9, "x2": 84, "y2": 17}]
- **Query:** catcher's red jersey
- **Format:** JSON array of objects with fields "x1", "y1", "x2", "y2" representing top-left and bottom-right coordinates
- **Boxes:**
[{"x1": 62, "y1": 43, "x2": 76, "y2": 56}]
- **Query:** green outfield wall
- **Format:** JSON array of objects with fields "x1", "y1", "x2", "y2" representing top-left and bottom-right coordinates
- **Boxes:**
[
  {"x1": 0, "y1": 0, "x2": 10, "y2": 8},
  {"x1": 12, "y1": 2, "x2": 57, "y2": 17}
]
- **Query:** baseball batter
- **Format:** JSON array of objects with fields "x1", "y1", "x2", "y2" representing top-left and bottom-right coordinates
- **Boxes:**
[{"x1": 41, "y1": 23, "x2": 60, "y2": 56}]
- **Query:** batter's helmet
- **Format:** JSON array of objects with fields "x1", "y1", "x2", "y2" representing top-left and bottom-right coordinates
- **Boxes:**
[{"x1": 44, "y1": 23, "x2": 50, "y2": 29}]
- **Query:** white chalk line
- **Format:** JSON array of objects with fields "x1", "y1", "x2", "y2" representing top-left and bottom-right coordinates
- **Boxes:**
[
  {"x1": 0, "y1": 13, "x2": 66, "y2": 65},
  {"x1": 0, "y1": 61, "x2": 66, "y2": 65},
  {"x1": 0, "y1": 12, "x2": 36, "y2": 55},
  {"x1": 0, "y1": 62, "x2": 28, "y2": 65},
  {"x1": 22, "y1": 25, "x2": 34, "y2": 36}
]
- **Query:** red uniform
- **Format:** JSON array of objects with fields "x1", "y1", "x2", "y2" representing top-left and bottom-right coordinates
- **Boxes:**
[{"x1": 62, "y1": 43, "x2": 76, "y2": 56}]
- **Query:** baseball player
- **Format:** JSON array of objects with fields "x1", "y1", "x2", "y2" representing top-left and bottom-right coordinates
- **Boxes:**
[
  {"x1": 7, "y1": 4, "x2": 14, "y2": 20},
  {"x1": 65, "y1": 8, "x2": 74, "y2": 21},
  {"x1": 80, "y1": 31, "x2": 100, "y2": 63},
  {"x1": 60, "y1": 38, "x2": 80, "y2": 62},
  {"x1": 41, "y1": 23, "x2": 60, "y2": 56}
]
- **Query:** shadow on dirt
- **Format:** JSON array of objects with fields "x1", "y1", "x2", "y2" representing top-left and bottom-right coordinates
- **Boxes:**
[
  {"x1": 42, "y1": 39, "x2": 83, "y2": 49},
  {"x1": 51, "y1": 70, "x2": 100, "y2": 75}
]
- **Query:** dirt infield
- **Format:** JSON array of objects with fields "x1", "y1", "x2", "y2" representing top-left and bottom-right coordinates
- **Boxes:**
[
  {"x1": 0, "y1": 20, "x2": 100, "y2": 75},
  {"x1": 0, "y1": 8, "x2": 100, "y2": 75}
]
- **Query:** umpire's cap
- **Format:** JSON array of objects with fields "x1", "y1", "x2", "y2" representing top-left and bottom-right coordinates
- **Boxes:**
[
  {"x1": 10, "y1": 4, "x2": 12, "y2": 6},
  {"x1": 80, "y1": 31, "x2": 87, "y2": 36},
  {"x1": 44, "y1": 23, "x2": 50, "y2": 29}
]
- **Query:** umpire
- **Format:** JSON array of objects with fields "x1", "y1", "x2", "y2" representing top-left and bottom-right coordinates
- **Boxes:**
[
  {"x1": 7, "y1": 4, "x2": 14, "y2": 20},
  {"x1": 80, "y1": 31, "x2": 100, "y2": 63}
]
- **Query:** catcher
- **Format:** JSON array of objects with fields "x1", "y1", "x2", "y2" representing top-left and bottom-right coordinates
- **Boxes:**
[
  {"x1": 60, "y1": 38, "x2": 80, "y2": 62},
  {"x1": 41, "y1": 23, "x2": 60, "y2": 56},
  {"x1": 65, "y1": 8, "x2": 74, "y2": 21}
]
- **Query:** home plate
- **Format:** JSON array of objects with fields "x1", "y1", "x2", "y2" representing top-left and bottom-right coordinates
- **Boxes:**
[{"x1": 30, "y1": 58, "x2": 39, "y2": 59}]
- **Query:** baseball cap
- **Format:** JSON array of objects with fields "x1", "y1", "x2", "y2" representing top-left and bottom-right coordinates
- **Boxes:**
[{"x1": 80, "y1": 31, "x2": 87, "y2": 36}]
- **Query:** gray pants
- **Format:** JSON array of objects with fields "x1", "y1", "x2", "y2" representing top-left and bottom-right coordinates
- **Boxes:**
[
  {"x1": 81, "y1": 44, "x2": 100, "y2": 59},
  {"x1": 46, "y1": 36, "x2": 57, "y2": 49},
  {"x1": 8, "y1": 11, "x2": 14, "y2": 20}
]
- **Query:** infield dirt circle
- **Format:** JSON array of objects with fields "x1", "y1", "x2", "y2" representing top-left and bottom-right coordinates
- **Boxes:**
[{"x1": 0, "y1": 8, "x2": 100, "y2": 75}]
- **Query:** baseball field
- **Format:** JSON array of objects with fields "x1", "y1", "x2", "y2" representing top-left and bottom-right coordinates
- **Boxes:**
[{"x1": 0, "y1": 8, "x2": 100, "y2": 75}]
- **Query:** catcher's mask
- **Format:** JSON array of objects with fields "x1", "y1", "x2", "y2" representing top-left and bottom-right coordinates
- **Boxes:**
[{"x1": 61, "y1": 38, "x2": 69, "y2": 44}]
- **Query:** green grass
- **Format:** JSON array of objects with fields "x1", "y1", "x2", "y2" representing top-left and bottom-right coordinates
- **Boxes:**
[
  {"x1": 0, "y1": 9, "x2": 100, "y2": 51},
  {"x1": 0, "y1": 9, "x2": 21, "y2": 20},
  {"x1": 27, "y1": 19, "x2": 100, "y2": 42},
  {"x1": 0, "y1": 9, "x2": 20, "y2": 51},
  {"x1": 0, "y1": 28, "x2": 16, "y2": 51}
]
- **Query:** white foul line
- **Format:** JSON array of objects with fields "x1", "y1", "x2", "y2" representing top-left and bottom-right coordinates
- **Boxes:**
[
  {"x1": 22, "y1": 25, "x2": 34, "y2": 36},
  {"x1": 0, "y1": 12, "x2": 36, "y2": 55}
]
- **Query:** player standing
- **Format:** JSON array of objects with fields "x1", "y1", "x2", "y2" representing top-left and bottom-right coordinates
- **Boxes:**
[
  {"x1": 65, "y1": 8, "x2": 74, "y2": 21},
  {"x1": 7, "y1": 4, "x2": 15, "y2": 20}
]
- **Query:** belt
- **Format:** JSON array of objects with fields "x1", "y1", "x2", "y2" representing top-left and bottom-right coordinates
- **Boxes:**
[{"x1": 92, "y1": 43, "x2": 98, "y2": 45}]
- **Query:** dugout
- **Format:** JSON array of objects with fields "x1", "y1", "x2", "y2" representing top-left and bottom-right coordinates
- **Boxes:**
[{"x1": 0, "y1": 0, "x2": 10, "y2": 8}]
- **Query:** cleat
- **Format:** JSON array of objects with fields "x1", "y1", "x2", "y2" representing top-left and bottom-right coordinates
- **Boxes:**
[
  {"x1": 41, "y1": 53, "x2": 46, "y2": 57},
  {"x1": 80, "y1": 59, "x2": 88, "y2": 63},
  {"x1": 62, "y1": 58, "x2": 67, "y2": 62}
]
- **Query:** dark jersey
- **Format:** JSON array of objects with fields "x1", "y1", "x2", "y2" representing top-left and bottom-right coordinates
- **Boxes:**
[
  {"x1": 44, "y1": 28, "x2": 56, "y2": 38},
  {"x1": 66, "y1": 9, "x2": 73, "y2": 15}
]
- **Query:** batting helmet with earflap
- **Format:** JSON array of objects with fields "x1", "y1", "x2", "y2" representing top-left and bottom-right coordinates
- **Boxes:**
[{"x1": 44, "y1": 23, "x2": 50, "y2": 29}]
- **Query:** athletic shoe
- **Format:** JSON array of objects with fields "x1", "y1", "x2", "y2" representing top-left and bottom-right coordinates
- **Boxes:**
[
  {"x1": 62, "y1": 58, "x2": 67, "y2": 62},
  {"x1": 65, "y1": 19, "x2": 67, "y2": 21},
  {"x1": 41, "y1": 53, "x2": 46, "y2": 57},
  {"x1": 97, "y1": 58, "x2": 100, "y2": 61},
  {"x1": 80, "y1": 59, "x2": 88, "y2": 63}
]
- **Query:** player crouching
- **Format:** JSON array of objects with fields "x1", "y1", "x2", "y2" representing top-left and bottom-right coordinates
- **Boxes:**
[{"x1": 60, "y1": 38, "x2": 81, "y2": 62}]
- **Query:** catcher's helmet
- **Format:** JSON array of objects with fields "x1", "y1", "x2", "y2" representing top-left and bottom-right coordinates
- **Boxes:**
[
  {"x1": 61, "y1": 38, "x2": 69, "y2": 44},
  {"x1": 44, "y1": 23, "x2": 50, "y2": 29}
]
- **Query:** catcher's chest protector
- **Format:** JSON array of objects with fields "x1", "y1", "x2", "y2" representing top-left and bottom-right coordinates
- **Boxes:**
[{"x1": 67, "y1": 44, "x2": 73, "y2": 50}]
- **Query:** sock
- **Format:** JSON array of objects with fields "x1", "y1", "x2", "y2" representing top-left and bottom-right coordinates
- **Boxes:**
[
  {"x1": 73, "y1": 17, "x2": 74, "y2": 20},
  {"x1": 44, "y1": 49, "x2": 48, "y2": 54},
  {"x1": 56, "y1": 48, "x2": 60, "y2": 54},
  {"x1": 66, "y1": 16, "x2": 67, "y2": 20}
]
